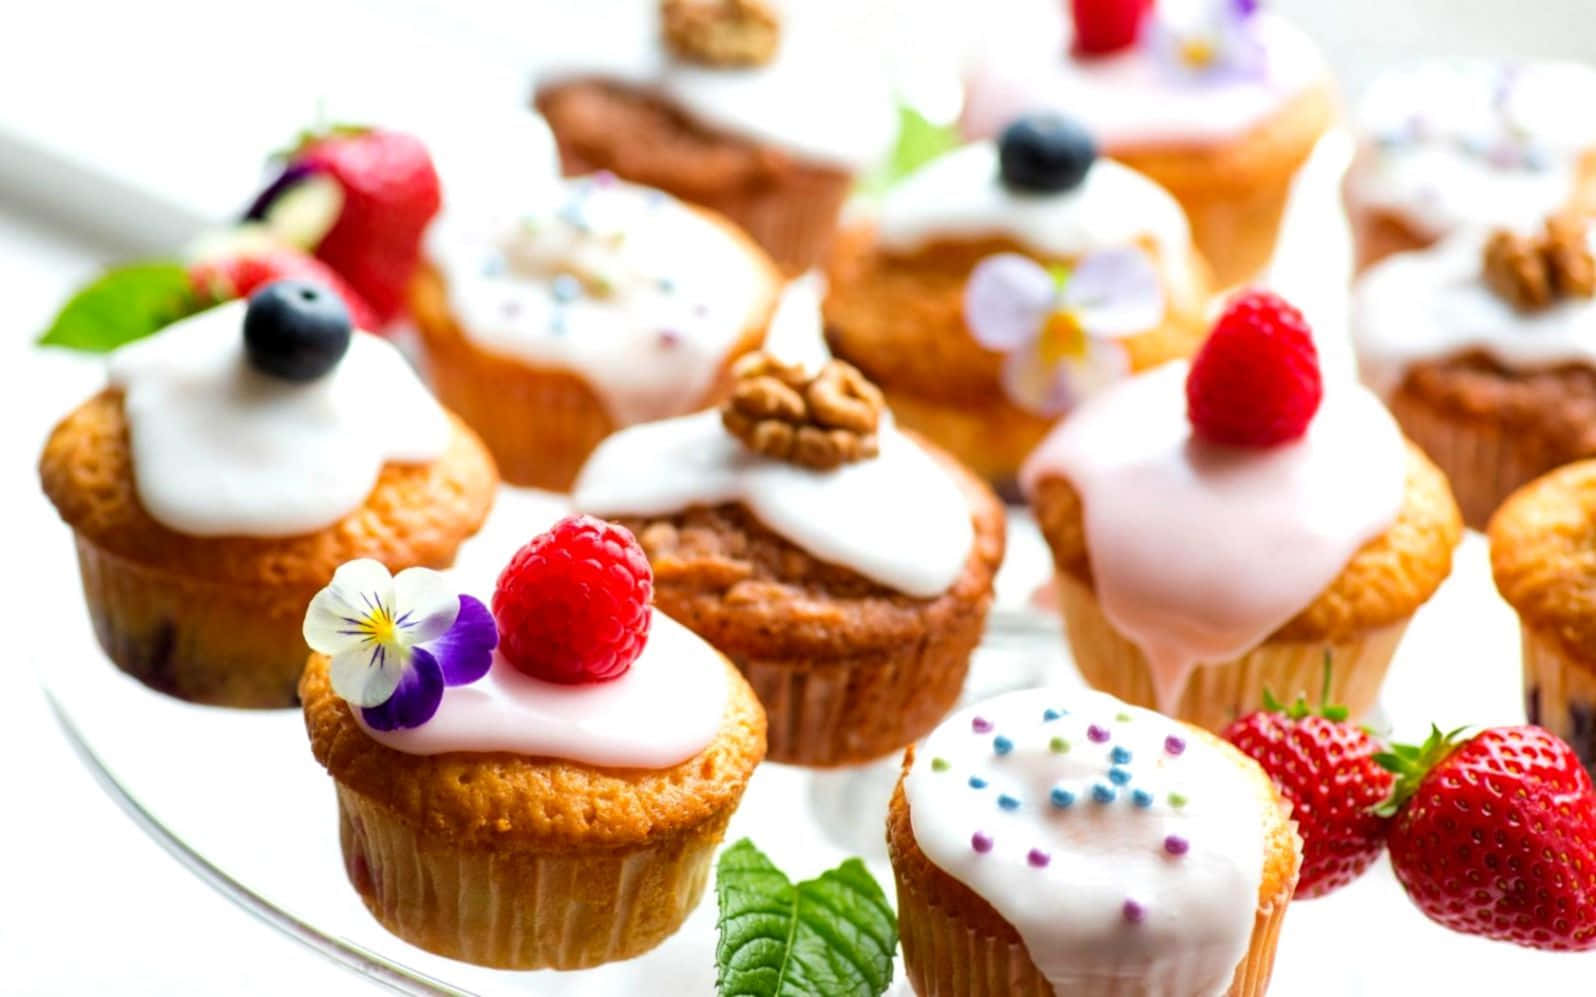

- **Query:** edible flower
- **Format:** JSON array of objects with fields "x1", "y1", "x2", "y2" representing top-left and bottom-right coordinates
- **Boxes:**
[
  {"x1": 963, "y1": 248, "x2": 1163, "y2": 415},
  {"x1": 1147, "y1": 0, "x2": 1265, "y2": 80},
  {"x1": 303, "y1": 559, "x2": 497, "y2": 730}
]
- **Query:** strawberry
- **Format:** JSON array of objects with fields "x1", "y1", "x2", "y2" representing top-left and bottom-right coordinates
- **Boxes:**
[
  {"x1": 1377, "y1": 725, "x2": 1596, "y2": 951},
  {"x1": 1223, "y1": 670, "x2": 1394, "y2": 899},
  {"x1": 1071, "y1": 0, "x2": 1153, "y2": 56},
  {"x1": 1186, "y1": 289, "x2": 1323, "y2": 447},
  {"x1": 188, "y1": 246, "x2": 379, "y2": 332}
]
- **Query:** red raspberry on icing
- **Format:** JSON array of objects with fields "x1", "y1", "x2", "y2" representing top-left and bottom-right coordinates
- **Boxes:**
[
  {"x1": 1071, "y1": 0, "x2": 1153, "y2": 56},
  {"x1": 1185, "y1": 289, "x2": 1323, "y2": 447},
  {"x1": 491, "y1": 515, "x2": 654, "y2": 684}
]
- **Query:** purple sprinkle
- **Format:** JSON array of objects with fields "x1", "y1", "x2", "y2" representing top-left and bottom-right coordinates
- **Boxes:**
[
  {"x1": 1027, "y1": 848, "x2": 1051, "y2": 868},
  {"x1": 1122, "y1": 899, "x2": 1146, "y2": 924},
  {"x1": 972, "y1": 716, "x2": 993, "y2": 734},
  {"x1": 1164, "y1": 735, "x2": 1186, "y2": 757},
  {"x1": 971, "y1": 832, "x2": 993, "y2": 854},
  {"x1": 1164, "y1": 835, "x2": 1190, "y2": 857},
  {"x1": 693, "y1": 302, "x2": 710, "y2": 317},
  {"x1": 593, "y1": 169, "x2": 617, "y2": 187},
  {"x1": 502, "y1": 299, "x2": 521, "y2": 318},
  {"x1": 1087, "y1": 724, "x2": 1111, "y2": 744},
  {"x1": 657, "y1": 329, "x2": 681, "y2": 349}
]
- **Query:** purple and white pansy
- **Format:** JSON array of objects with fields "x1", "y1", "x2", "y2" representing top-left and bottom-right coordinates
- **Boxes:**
[
  {"x1": 1147, "y1": 0, "x2": 1266, "y2": 80},
  {"x1": 963, "y1": 248, "x2": 1164, "y2": 416},
  {"x1": 303, "y1": 559, "x2": 497, "y2": 731}
]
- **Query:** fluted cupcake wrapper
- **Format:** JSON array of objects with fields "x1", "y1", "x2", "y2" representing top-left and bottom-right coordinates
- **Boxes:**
[
  {"x1": 1521, "y1": 626, "x2": 1596, "y2": 775},
  {"x1": 703, "y1": 163, "x2": 853, "y2": 275}
]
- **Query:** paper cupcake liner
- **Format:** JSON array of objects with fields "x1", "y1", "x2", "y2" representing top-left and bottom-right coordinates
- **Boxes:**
[
  {"x1": 74, "y1": 533, "x2": 310, "y2": 708},
  {"x1": 702, "y1": 163, "x2": 853, "y2": 275},
  {"x1": 336, "y1": 783, "x2": 729, "y2": 970},
  {"x1": 1058, "y1": 574, "x2": 1407, "y2": 731},
  {"x1": 1520, "y1": 626, "x2": 1596, "y2": 774}
]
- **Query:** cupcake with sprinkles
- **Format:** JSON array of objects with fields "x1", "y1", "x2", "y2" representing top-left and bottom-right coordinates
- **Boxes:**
[
  {"x1": 887, "y1": 687, "x2": 1302, "y2": 996},
  {"x1": 1025, "y1": 289, "x2": 1461, "y2": 730},
  {"x1": 823, "y1": 112, "x2": 1211, "y2": 486},
  {"x1": 38, "y1": 282, "x2": 497, "y2": 707},
  {"x1": 299, "y1": 515, "x2": 766, "y2": 969},
  {"x1": 412, "y1": 168, "x2": 782, "y2": 490}
]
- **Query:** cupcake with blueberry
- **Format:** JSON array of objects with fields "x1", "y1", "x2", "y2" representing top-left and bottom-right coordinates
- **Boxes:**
[
  {"x1": 887, "y1": 687, "x2": 1301, "y2": 996},
  {"x1": 1344, "y1": 61, "x2": 1596, "y2": 272},
  {"x1": 38, "y1": 282, "x2": 497, "y2": 707},
  {"x1": 1025, "y1": 290, "x2": 1461, "y2": 730},
  {"x1": 299, "y1": 515, "x2": 765, "y2": 969},
  {"x1": 960, "y1": 0, "x2": 1333, "y2": 287},
  {"x1": 534, "y1": 0, "x2": 894, "y2": 272},
  {"x1": 823, "y1": 113, "x2": 1210, "y2": 486}
]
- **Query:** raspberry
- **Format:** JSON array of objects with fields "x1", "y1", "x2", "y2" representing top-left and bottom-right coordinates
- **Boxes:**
[
  {"x1": 491, "y1": 516, "x2": 654, "y2": 684},
  {"x1": 1071, "y1": 0, "x2": 1152, "y2": 56},
  {"x1": 1186, "y1": 289, "x2": 1323, "y2": 447}
]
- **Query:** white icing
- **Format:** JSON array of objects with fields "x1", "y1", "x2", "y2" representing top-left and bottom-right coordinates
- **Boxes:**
[
  {"x1": 571, "y1": 410, "x2": 974, "y2": 598},
  {"x1": 961, "y1": 13, "x2": 1325, "y2": 149},
  {"x1": 358, "y1": 609, "x2": 729, "y2": 768},
  {"x1": 430, "y1": 175, "x2": 773, "y2": 426},
  {"x1": 1346, "y1": 62, "x2": 1596, "y2": 239},
  {"x1": 904, "y1": 689, "x2": 1267, "y2": 997},
  {"x1": 422, "y1": 105, "x2": 562, "y2": 228},
  {"x1": 761, "y1": 272, "x2": 831, "y2": 376},
  {"x1": 1022, "y1": 362, "x2": 1404, "y2": 712},
  {"x1": 108, "y1": 300, "x2": 450, "y2": 538},
  {"x1": 534, "y1": 0, "x2": 894, "y2": 170},
  {"x1": 1353, "y1": 228, "x2": 1596, "y2": 396}
]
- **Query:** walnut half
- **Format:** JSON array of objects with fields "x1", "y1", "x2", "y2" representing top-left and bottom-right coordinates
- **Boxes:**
[
  {"x1": 1483, "y1": 213, "x2": 1596, "y2": 311},
  {"x1": 721, "y1": 352, "x2": 885, "y2": 470},
  {"x1": 661, "y1": 0, "x2": 781, "y2": 68}
]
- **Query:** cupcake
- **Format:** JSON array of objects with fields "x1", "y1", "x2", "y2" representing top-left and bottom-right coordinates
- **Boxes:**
[
  {"x1": 1489, "y1": 461, "x2": 1596, "y2": 773},
  {"x1": 1344, "y1": 61, "x2": 1596, "y2": 272},
  {"x1": 960, "y1": 0, "x2": 1334, "y2": 287},
  {"x1": 38, "y1": 283, "x2": 496, "y2": 707},
  {"x1": 1353, "y1": 213, "x2": 1596, "y2": 529},
  {"x1": 571, "y1": 326, "x2": 1006, "y2": 766},
  {"x1": 412, "y1": 170, "x2": 782, "y2": 491},
  {"x1": 1025, "y1": 290, "x2": 1461, "y2": 730},
  {"x1": 300, "y1": 516, "x2": 766, "y2": 969},
  {"x1": 888, "y1": 688, "x2": 1302, "y2": 996},
  {"x1": 533, "y1": 0, "x2": 894, "y2": 272},
  {"x1": 824, "y1": 115, "x2": 1211, "y2": 487}
]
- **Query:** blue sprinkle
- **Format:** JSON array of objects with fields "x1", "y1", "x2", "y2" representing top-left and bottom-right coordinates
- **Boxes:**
[
  {"x1": 968, "y1": 776, "x2": 988, "y2": 790},
  {"x1": 1042, "y1": 708, "x2": 1065, "y2": 722},
  {"x1": 1132, "y1": 788, "x2": 1155, "y2": 808},
  {"x1": 1107, "y1": 767, "x2": 1132, "y2": 786},
  {"x1": 1049, "y1": 788, "x2": 1076, "y2": 809},
  {"x1": 993, "y1": 735, "x2": 1014, "y2": 756},
  {"x1": 550, "y1": 312, "x2": 566, "y2": 336},
  {"x1": 552, "y1": 274, "x2": 582, "y2": 303},
  {"x1": 1092, "y1": 784, "x2": 1116, "y2": 804},
  {"x1": 997, "y1": 794, "x2": 1020, "y2": 811},
  {"x1": 1111, "y1": 745, "x2": 1133, "y2": 764},
  {"x1": 658, "y1": 276, "x2": 676, "y2": 294},
  {"x1": 558, "y1": 200, "x2": 587, "y2": 230}
]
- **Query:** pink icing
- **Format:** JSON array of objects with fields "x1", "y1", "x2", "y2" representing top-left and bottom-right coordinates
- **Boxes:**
[
  {"x1": 357, "y1": 609, "x2": 729, "y2": 768},
  {"x1": 1021, "y1": 362, "x2": 1404, "y2": 712}
]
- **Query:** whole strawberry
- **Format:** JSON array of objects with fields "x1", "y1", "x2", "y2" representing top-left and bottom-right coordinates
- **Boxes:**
[
  {"x1": 1224, "y1": 681, "x2": 1394, "y2": 899},
  {"x1": 1377, "y1": 725, "x2": 1596, "y2": 951},
  {"x1": 188, "y1": 245, "x2": 379, "y2": 332}
]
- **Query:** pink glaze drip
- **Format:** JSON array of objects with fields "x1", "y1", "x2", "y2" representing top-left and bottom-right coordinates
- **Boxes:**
[{"x1": 1021, "y1": 362, "x2": 1404, "y2": 713}]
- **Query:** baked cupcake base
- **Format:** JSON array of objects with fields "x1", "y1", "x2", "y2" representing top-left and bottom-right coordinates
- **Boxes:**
[{"x1": 1521, "y1": 627, "x2": 1596, "y2": 773}]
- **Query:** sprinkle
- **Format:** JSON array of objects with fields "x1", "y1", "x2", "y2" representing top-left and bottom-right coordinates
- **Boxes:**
[
  {"x1": 1027, "y1": 848, "x2": 1051, "y2": 868},
  {"x1": 557, "y1": 200, "x2": 587, "y2": 231},
  {"x1": 1110, "y1": 746, "x2": 1133, "y2": 765},
  {"x1": 645, "y1": 188, "x2": 667, "y2": 207},
  {"x1": 1122, "y1": 899, "x2": 1146, "y2": 924},
  {"x1": 482, "y1": 254, "x2": 505, "y2": 277},
  {"x1": 693, "y1": 302, "x2": 710, "y2": 317},
  {"x1": 1107, "y1": 768, "x2": 1131, "y2": 786},
  {"x1": 993, "y1": 735, "x2": 1014, "y2": 756},
  {"x1": 1169, "y1": 792, "x2": 1188, "y2": 809},
  {"x1": 997, "y1": 794, "x2": 1021, "y2": 811},
  {"x1": 501, "y1": 299, "x2": 521, "y2": 318},
  {"x1": 593, "y1": 169, "x2": 616, "y2": 187},
  {"x1": 930, "y1": 757, "x2": 950, "y2": 772},
  {"x1": 551, "y1": 274, "x2": 582, "y2": 303},
  {"x1": 1114, "y1": 712, "x2": 1132, "y2": 723},
  {"x1": 1091, "y1": 783, "x2": 1116, "y2": 804},
  {"x1": 1050, "y1": 788, "x2": 1076, "y2": 809},
  {"x1": 1087, "y1": 725, "x2": 1110, "y2": 743},
  {"x1": 1131, "y1": 788, "x2": 1155, "y2": 808},
  {"x1": 972, "y1": 716, "x2": 993, "y2": 734},
  {"x1": 1042, "y1": 708, "x2": 1065, "y2": 722},
  {"x1": 1164, "y1": 735, "x2": 1187, "y2": 757},
  {"x1": 657, "y1": 329, "x2": 681, "y2": 349},
  {"x1": 658, "y1": 277, "x2": 676, "y2": 294},
  {"x1": 1049, "y1": 737, "x2": 1070, "y2": 754},
  {"x1": 1164, "y1": 835, "x2": 1190, "y2": 856},
  {"x1": 550, "y1": 313, "x2": 566, "y2": 336},
  {"x1": 969, "y1": 776, "x2": 988, "y2": 789},
  {"x1": 971, "y1": 832, "x2": 993, "y2": 854}
]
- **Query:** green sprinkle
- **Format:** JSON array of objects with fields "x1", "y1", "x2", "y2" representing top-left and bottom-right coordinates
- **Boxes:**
[
  {"x1": 1169, "y1": 792, "x2": 1189, "y2": 809},
  {"x1": 1049, "y1": 737, "x2": 1070, "y2": 754},
  {"x1": 930, "y1": 757, "x2": 951, "y2": 772},
  {"x1": 1115, "y1": 712, "x2": 1132, "y2": 723}
]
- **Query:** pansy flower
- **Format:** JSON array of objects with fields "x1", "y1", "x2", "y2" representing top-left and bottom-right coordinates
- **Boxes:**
[
  {"x1": 964, "y1": 248, "x2": 1164, "y2": 416},
  {"x1": 1147, "y1": 0, "x2": 1265, "y2": 80},
  {"x1": 303, "y1": 559, "x2": 497, "y2": 730}
]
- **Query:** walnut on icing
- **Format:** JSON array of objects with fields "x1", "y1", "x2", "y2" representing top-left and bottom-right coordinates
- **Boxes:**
[
  {"x1": 1483, "y1": 214, "x2": 1596, "y2": 311},
  {"x1": 662, "y1": 0, "x2": 781, "y2": 67},
  {"x1": 721, "y1": 351, "x2": 883, "y2": 470}
]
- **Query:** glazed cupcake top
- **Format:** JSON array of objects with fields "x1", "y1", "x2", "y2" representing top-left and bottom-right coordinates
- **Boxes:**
[
  {"x1": 1346, "y1": 61, "x2": 1596, "y2": 239},
  {"x1": 961, "y1": 1, "x2": 1326, "y2": 150},
  {"x1": 1354, "y1": 216, "x2": 1596, "y2": 395},
  {"x1": 904, "y1": 688, "x2": 1271, "y2": 996},
  {"x1": 429, "y1": 172, "x2": 778, "y2": 426},
  {"x1": 107, "y1": 289, "x2": 449, "y2": 538}
]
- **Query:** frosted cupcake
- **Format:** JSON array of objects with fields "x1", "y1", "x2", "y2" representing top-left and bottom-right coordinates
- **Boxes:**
[
  {"x1": 888, "y1": 687, "x2": 1302, "y2": 996},
  {"x1": 39, "y1": 283, "x2": 496, "y2": 707},
  {"x1": 534, "y1": 0, "x2": 894, "y2": 271},
  {"x1": 961, "y1": 0, "x2": 1333, "y2": 287},
  {"x1": 412, "y1": 170, "x2": 782, "y2": 491},
  {"x1": 1025, "y1": 290, "x2": 1461, "y2": 730},
  {"x1": 300, "y1": 516, "x2": 766, "y2": 969},
  {"x1": 824, "y1": 115, "x2": 1210, "y2": 486},
  {"x1": 1344, "y1": 61, "x2": 1596, "y2": 271},
  {"x1": 1353, "y1": 213, "x2": 1596, "y2": 529}
]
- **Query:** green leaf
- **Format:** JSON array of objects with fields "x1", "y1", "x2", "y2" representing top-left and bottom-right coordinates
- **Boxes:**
[
  {"x1": 715, "y1": 838, "x2": 897, "y2": 997},
  {"x1": 858, "y1": 104, "x2": 961, "y2": 197},
  {"x1": 38, "y1": 262, "x2": 200, "y2": 352}
]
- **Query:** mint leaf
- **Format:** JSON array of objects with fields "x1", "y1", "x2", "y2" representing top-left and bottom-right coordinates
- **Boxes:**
[
  {"x1": 715, "y1": 839, "x2": 897, "y2": 997},
  {"x1": 38, "y1": 262, "x2": 199, "y2": 352},
  {"x1": 859, "y1": 104, "x2": 961, "y2": 196}
]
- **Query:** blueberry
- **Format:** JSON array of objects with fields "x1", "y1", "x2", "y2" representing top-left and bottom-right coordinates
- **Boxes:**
[
  {"x1": 998, "y1": 114, "x2": 1097, "y2": 194},
  {"x1": 243, "y1": 280, "x2": 352, "y2": 382}
]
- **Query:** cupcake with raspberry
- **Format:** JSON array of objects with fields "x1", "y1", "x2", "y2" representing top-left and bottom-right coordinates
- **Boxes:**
[
  {"x1": 1344, "y1": 61, "x2": 1596, "y2": 271},
  {"x1": 888, "y1": 688, "x2": 1302, "y2": 996},
  {"x1": 412, "y1": 170, "x2": 782, "y2": 491},
  {"x1": 38, "y1": 282, "x2": 497, "y2": 707},
  {"x1": 1353, "y1": 212, "x2": 1596, "y2": 529},
  {"x1": 300, "y1": 516, "x2": 766, "y2": 969},
  {"x1": 571, "y1": 338, "x2": 1006, "y2": 766},
  {"x1": 960, "y1": 0, "x2": 1334, "y2": 287},
  {"x1": 1025, "y1": 290, "x2": 1462, "y2": 730},
  {"x1": 534, "y1": 0, "x2": 894, "y2": 271},
  {"x1": 823, "y1": 113, "x2": 1211, "y2": 486}
]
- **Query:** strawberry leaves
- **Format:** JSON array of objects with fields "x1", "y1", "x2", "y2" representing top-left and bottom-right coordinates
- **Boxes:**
[
  {"x1": 38, "y1": 262, "x2": 200, "y2": 352},
  {"x1": 1371, "y1": 724, "x2": 1469, "y2": 818}
]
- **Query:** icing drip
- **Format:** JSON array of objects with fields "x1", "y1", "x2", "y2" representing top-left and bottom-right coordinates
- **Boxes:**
[
  {"x1": 108, "y1": 300, "x2": 450, "y2": 538},
  {"x1": 571, "y1": 409, "x2": 974, "y2": 598},
  {"x1": 357, "y1": 609, "x2": 729, "y2": 768},
  {"x1": 1353, "y1": 229, "x2": 1596, "y2": 396},
  {"x1": 430, "y1": 175, "x2": 772, "y2": 426},
  {"x1": 1021, "y1": 362, "x2": 1403, "y2": 711},
  {"x1": 904, "y1": 689, "x2": 1266, "y2": 997}
]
